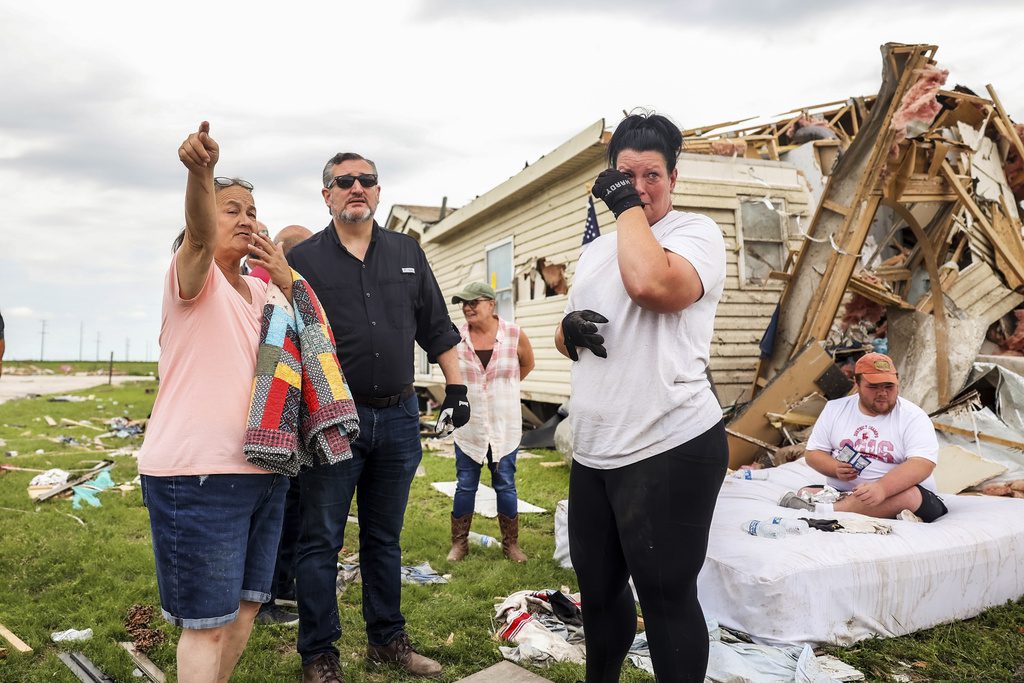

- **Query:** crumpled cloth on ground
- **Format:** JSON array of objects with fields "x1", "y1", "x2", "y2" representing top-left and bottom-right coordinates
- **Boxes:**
[
  {"x1": 629, "y1": 619, "x2": 862, "y2": 682},
  {"x1": 495, "y1": 589, "x2": 585, "y2": 666},
  {"x1": 51, "y1": 628, "x2": 93, "y2": 642},
  {"x1": 71, "y1": 470, "x2": 115, "y2": 509},
  {"x1": 29, "y1": 468, "x2": 71, "y2": 488},
  {"x1": 400, "y1": 561, "x2": 448, "y2": 585},
  {"x1": 335, "y1": 562, "x2": 448, "y2": 595}
]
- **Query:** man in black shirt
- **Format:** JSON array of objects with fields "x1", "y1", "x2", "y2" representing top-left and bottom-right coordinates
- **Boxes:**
[{"x1": 287, "y1": 152, "x2": 468, "y2": 681}]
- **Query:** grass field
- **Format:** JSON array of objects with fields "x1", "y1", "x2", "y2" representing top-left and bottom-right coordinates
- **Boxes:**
[{"x1": 0, "y1": 378, "x2": 1022, "y2": 682}]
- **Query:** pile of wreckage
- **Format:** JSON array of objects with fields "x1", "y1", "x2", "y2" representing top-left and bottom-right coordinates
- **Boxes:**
[{"x1": 690, "y1": 43, "x2": 1024, "y2": 495}]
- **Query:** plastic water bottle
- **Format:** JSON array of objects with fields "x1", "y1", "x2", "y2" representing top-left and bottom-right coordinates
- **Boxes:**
[
  {"x1": 741, "y1": 520, "x2": 786, "y2": 539},
  {"x1": 732, "y1": 469, "x2": 769, "y2": 480},
  {"x1": 468, "y1": 531, "x2": 499, "y2": 548},
  {"x1": 769, "y1": 517, "x2": 810, "y2": 535}
]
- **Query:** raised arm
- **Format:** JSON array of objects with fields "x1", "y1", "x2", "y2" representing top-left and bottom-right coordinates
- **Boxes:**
[
  {"x1": 176, "y1": 121, "x2": 220, "y2": 300},
  {"x1": 592, "y1": 169, "x2": 704, "y2": 313}
]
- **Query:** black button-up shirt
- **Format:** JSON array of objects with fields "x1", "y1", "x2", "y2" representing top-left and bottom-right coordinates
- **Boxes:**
[{"x1": 287, "y1": 221, "x2": 460, "y2": 398}]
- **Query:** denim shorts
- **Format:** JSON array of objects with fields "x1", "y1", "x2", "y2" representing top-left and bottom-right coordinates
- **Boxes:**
[{"x1": 141, "y1": 473, "x2": 287, "y2": 629}]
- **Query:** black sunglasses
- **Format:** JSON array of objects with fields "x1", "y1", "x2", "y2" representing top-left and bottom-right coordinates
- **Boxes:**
[
  {"x1": 214, "y1": 177, "x2": 254, "y2": 191},
  {"x1": 327, "y1": 174, "x2": 378, "y2": 190}
]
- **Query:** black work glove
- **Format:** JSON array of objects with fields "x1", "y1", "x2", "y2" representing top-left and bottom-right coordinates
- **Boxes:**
[
  {"x1": 435, "y1": 384, "x2": 470, "y2": 435},
  {"x1": 561, "y1": 310, "x2": 608, "y2": 361},
  {"x1": 592, "y1": 168, "x2": 643, "y2": 219}
]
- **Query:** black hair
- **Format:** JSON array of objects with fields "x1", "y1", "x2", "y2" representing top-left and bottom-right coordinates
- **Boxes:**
[
  {"x1": 322, "y1": 152, "x2": 377, "y2": 187},
  {"x1": 607, "y1": 110, "x2": 682, "y2": 173}
]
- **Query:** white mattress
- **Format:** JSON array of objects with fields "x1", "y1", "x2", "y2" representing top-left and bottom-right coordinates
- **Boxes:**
[{"x1": 697, "y1": 459, "x2": 1024, "y2": 646}]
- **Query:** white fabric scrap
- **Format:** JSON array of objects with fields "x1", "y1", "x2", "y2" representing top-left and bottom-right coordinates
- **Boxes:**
[
  {"x1": 431, "y1": 482, "x2": 546, "y2": 518},
  {"x1": 836, "y1": 518, "x2": 893, "y2": 535},
  {"x1": 30, "y1": 468, "x2": 72, "y2": 488},
  {"x1": 51, "y1": 628, "x2": 93, "y2": 642}
]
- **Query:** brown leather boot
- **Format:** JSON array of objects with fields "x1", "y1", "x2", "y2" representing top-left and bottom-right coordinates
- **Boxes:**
[
  {"x1": 366, "y1": 631, "x2": 443, "y2": 677},
  {"x1": 302, "y1": 652, "x2": 342, "y2": 682},
  {"x1": 446, "y1": 512, "x2": 473, "y2": 561},
  {"x1": 498, "y1": 512, "x2": 527, "y2": 563}
]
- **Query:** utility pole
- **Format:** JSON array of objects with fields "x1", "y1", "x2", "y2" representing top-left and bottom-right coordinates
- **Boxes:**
[
  {"x1": 95, "y1": 332, "x2": 101, "y2": 362},
  {"x1": 125, "y1": 337, "x2": 130, "y2": 362},
  {"x1": 79, "y1": 322, "x2": 84, "y2": 361},
  {"x1": 39, "y1": 320, "x2": 47, "y2": 362}
]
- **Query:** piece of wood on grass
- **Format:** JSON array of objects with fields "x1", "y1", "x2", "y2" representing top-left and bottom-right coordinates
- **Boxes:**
[
  {"x1": 539, "y1": 461, "x2": 566, "y2": 468},
  {"x1": 454, "y1": 660, "x2": 554, "y2": 682},
  {"x1": 60, "y1": 418, "x2": 104, "y2": 432},
  {"x1": 119, "y1": 642, "x2": 166, "y2": 683},
  {"x1": 0, "y1": 621, "x2": 32, "y2": 654},
  {"x1": 34, "y1": 460, "x2": 114, "y2": 502},
  {"x1": 43, "y1": 415, "x2": 57, "y2": 427}
]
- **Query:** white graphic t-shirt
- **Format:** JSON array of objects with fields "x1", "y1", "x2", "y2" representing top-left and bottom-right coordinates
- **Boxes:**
[{"x1": 806, "y1": 395, "x2": 939, "y2": 492}]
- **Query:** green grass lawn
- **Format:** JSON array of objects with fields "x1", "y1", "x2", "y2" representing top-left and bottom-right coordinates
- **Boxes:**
[{"x1": 0, "y1": 379, "x2": 1022, "y2": 682}]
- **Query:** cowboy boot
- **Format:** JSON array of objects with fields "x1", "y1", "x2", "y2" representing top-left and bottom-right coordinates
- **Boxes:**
[
  {"x1": 498, "y1": 513, "x2": 527, "y2": 563},
  {"x1": 446, "y1": 512, "x2": 473, "y2": 561}
]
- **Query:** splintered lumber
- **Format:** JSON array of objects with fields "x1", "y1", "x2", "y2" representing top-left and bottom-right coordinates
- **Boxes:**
[
  {"x1": 119, "y1": 642, "x2": 166, "y2": 683},
  {"x1": 986, "y1": 84, "x2": 1024, "y2": 164},
  {"x1": 728, "y1": 341, "x2": 848, "y2": 468},
  {"x1": 848, "y1": 274, "x2": 913, "y2": 309},
  {"x1": 931, "y1": 422, "x2": 1024, "y2": 451},
  {"x1": 753, "y1": 43, "x2": 938, "y2": 394},
  {"x1": 34, "y1": 460, "x2": 114, "y2": 502},
  {"x1": 0, "y1": 621, "x2": 32, "y2": 654}
]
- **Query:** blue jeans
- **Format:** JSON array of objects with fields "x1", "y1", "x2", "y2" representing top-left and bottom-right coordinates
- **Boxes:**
[
  {"x1": 295, "y1": 392, "x2": 422, "y2": 663},
  {"x1": 453, "y1": 444, "x2": 519, "y2": 518},
  {"x1": 141, "y1": 473, "x2": 287, "y2": 629}
]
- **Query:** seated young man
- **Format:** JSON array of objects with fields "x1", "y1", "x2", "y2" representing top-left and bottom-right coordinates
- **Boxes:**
[{"x1": 779, "y1": 353, "x2": 947, "y2": 522}]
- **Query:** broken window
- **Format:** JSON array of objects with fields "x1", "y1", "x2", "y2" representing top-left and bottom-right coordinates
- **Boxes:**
[
  {"x1": 486, "y1": 238, "x2": 514, "y2": 320},
  {"x1": 739, "y1": 198, "x2": 787, "y2": 286}
]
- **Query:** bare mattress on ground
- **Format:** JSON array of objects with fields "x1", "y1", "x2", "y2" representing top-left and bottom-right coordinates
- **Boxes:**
[{"x1": 698, "y1": 459, "x2": 1024, "y2": 646}]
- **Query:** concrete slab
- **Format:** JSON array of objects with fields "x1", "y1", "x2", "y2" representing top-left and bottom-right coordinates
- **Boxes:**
[
  {"x1": 455, "y1": 661, "x2": 553, "y2": 683},
  {"x1": 0, "y1": 375, "x2": 152, "y2": 406}
]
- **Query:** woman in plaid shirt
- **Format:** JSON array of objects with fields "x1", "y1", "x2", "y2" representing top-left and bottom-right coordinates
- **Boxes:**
[{"x1": 446, "y1": 282, "x2": 535, "y2": 563}]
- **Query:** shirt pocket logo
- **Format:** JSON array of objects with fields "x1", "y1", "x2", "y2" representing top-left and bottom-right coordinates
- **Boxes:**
[{"x1": 402, "y1": 267, "x2": 415, "y2": 274}]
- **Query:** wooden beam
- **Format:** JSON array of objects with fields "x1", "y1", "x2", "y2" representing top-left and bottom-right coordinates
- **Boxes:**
[
  {"x1": 932, "y1": 421, "x2": 1024, "y2": 451},
  {"x1": 986, "y1": 84, "x2": 1024, "y2": 164},
  {"x1": 0, "y1": 622, "x2": 32, "y2": 654},
  {"x1": 120, "y1": 643, "x2": 166, "y2": 683}
]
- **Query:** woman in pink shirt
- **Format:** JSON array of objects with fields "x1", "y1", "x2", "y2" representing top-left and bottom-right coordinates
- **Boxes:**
[{"x1": 137, "y1": 122, "x2": 293, "y2": 682}]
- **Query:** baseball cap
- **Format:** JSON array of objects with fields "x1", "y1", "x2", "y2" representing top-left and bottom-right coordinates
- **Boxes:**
[
  {"x1": 855, "y1": 352, "x2": 898, "y2": 383},
  {"x1": 451, "y1": 282, "x2": 496, "y2": 304}
]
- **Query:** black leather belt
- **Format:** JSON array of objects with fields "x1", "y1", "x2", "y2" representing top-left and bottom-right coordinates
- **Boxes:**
[{"x1": 353, "y1": 385, "x2": 414, "y2": 408}]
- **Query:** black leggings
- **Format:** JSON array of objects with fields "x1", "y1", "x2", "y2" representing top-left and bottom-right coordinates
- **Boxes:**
[{"x1": 568, "y1": 421, "x2": 728, "y2": 683}]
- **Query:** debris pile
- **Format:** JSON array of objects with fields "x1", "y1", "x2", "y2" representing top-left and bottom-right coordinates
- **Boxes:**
[{"x1": 704, "y1": 43, "x2": 1024, "y2": 495}]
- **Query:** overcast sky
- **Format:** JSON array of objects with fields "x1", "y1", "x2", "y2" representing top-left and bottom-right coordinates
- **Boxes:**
[{"x1": 1, "y1": 0, "x2": 1021, "y2": 361}]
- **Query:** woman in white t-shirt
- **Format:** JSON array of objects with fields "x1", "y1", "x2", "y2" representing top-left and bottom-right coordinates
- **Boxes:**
[{"x1": 555, "y1": 112, "x2": 728, "y2": 683}]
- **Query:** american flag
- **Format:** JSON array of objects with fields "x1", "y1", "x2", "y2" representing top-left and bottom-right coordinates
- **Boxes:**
[{"x1": 582, "y1": 196, "x2": 601, "y2": 246}]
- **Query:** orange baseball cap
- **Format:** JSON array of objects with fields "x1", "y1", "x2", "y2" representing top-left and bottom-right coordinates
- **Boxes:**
[{"x1": 855, "y1": 352, "x2": 898, "y2": 383}]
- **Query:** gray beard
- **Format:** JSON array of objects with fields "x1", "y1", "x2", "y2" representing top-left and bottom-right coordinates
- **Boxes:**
[{"x1": 336, "y1": 205, "x2": 373, "y2": 223}]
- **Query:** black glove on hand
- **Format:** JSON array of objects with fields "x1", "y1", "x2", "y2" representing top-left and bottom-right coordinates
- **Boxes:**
[
  {"x1": 592, "y1": 168, "x2": 643, "y2": 219},
  {"x1": 561, "y1": 310, "x2": 609, "y2": 361},
  {"x1": 435, "y1": 384, "x2": 470, "y2": 435}
]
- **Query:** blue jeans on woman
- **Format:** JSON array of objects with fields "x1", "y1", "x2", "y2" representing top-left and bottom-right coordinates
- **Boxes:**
[{"x1": 453, "y1": 444, "x2": 518, "y2": 518}]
